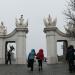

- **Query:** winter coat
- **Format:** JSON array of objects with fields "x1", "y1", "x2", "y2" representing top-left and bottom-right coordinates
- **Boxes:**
[
  {"x1": 28, "y1": 49, "x2": 36, "y2": 60},
  {"x1": 66, "y1": 48, "x2": 75, "y2": 61},
  {"x1": 36, "y1": 49, "x2": 44, "y2": 60}
]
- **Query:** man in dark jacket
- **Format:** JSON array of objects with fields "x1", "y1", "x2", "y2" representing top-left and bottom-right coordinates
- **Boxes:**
[
  {"x1": 7, "y1": 50, "x2": 12, "y2": 64},
  {"x1": 66, "y1": 45, "x2": 75, "y2": 72}
]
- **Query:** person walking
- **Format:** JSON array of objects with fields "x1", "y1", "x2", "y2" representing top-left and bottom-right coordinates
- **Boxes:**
[
  {"x1": 36, "y1": 49, "x2": 44, "y2": 71},
  {"x1": 7, "y1": 45, "x2": 15, "y2": 64},
  {"x1": 28, "y1": 49, "x2": 36, "y2": 71},
  {"x1": 66, "y1": 45, "x2": 75, "y2": 73},
  {"x1": 7, "y1": 50, "x2": 12, "y2": 64}
]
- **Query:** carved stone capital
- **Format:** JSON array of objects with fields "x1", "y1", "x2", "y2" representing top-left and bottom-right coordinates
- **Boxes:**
[
  {"x1": 16, "y1": 15, "x2": 28, "y2": 28},
  {"x1": 0, "y1": 21, "x2": 7, "y2": 35},
  {"x1": 44, "y1": 14, "x2": 57, "y2": 28}
]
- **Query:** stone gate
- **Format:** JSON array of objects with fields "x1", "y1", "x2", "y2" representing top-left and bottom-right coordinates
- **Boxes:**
[
  {"x1": 0, "y1": 15, "x2": 28, "y2": 64},
  {"x1": 44, "y1": 14, "x2": 75, "y2": 64},
  {"x1": 0, "y1": 14, "x2": 75, "y2": 64}
]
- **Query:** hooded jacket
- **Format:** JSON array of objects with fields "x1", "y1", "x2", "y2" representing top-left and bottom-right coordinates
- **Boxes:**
[
  {"x1": 36, "y1": 49, "x2": 44, "y2": 60},
  {"x1": 28, "y1": 49, "x2": 36, "y2": 60}
]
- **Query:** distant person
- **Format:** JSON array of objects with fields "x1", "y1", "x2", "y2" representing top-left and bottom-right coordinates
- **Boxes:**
[
  {"x1": 28, "y1": 49, "x2": 36, "y2": 71},
  {"x1": 7, "y1": 50, "x2": 12, "y2": 64},
  {"x1": 66, "y1": 45, "x2": 75, "y2": 73},
  {"x1": 7, "y1": 45, "x2": 15, "y2": 64},
  {"x1": 36, "y1": 49, "x2": 44, "y2": 71}
]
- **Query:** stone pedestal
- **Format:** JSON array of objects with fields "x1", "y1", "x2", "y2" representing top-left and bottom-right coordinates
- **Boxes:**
[
  {"x1": 0, "y1": 39, "x2": 4, "y2": 64},
  {"x1": 16, "y1": 28, "x2": 28, "y2": 64},
  {"x1": 44, "y1": 27, "x2": 58, "y2": 64}
]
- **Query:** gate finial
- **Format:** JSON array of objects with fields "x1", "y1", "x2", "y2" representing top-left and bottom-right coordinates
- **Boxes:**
[
  {"x1": 0, "y1": 21, "x2": 7, "y2": 35},
  {"x1": 44, "y1": 14, "x2": 57, "y2": 27},
  {"x1": 16, "y1": 15, "x2": 28, "y2": 28}
]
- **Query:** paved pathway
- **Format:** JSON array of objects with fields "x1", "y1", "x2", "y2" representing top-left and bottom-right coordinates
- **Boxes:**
[{"x1": 0, "y1": 63, "x2": 75, "y2": 75}]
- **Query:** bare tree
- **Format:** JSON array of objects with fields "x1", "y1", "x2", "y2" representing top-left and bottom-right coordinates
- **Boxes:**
[{"x1": 64, "y1": 0, "x2": 75, "y2": 38}]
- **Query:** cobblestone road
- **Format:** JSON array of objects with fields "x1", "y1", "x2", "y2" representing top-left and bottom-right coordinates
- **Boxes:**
[{"x1": 0, "y1": 63, "x2": 75, "y2": 75}]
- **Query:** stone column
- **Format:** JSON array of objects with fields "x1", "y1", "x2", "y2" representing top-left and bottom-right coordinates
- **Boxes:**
[
  {"x1": 0, "y1": 22, "x2": 7, "y2": 64},
  {"x1": 43, "y1": 14, "x2": 58, "y2": 64},
  {"x1": 16, "y1": 28, "x2": 28, "y2": 64},
  {"x1": 44, "y1": 27, "x2": 58, "y2": 64},
  {"x1": 16, "y1": 15, "x2": 28, "y2": 64},
  {"x1": 0, "y1": 39, "x2": 4, "y2": 64}
]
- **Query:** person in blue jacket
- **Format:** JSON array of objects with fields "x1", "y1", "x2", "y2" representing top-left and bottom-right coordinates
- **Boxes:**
[{"x1": 28, "y1": 49, "x2": 36, "y2": 71}]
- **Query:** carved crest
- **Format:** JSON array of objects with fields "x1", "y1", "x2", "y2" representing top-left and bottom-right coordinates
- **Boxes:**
[
  {"x1": 16, "y1": 15, "x2": 28, "y2": 28},
  {"x1": 0, "y1": 21, "x2": 7, "y2": 35},
  {"x1": 44, "y1": 14, "x2": 57, "y2": 27}
]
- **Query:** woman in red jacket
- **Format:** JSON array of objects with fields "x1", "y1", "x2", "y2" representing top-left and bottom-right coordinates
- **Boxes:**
[{"x1": 36, "y1": 49, "x2": 44, "y2": 71}]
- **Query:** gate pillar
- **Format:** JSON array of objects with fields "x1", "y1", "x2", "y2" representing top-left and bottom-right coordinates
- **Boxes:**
[
  {"x1": 44, "y1": 15, "x2": 58, "y2": 64},
  {"x1": 16, "y1": 15, "x2": 28, "y2": 64}
]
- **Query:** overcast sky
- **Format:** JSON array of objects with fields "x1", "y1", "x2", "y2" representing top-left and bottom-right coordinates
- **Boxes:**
[{"x1": 0, "y1": 0, "x2": 67, "y2": 56}]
